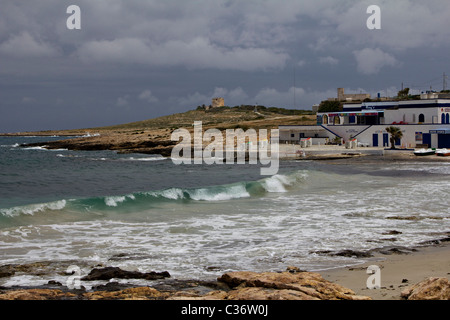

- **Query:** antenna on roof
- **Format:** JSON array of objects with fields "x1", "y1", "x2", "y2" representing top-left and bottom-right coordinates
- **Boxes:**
[
  {"x1": 443, "y1": 72, "x2": 448, "y2": 91},
  {"x1": 293, "y1": 67, "x2": 296, "y2": 109}
]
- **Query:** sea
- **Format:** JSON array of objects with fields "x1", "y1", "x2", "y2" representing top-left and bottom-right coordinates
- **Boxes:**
[{"x1": 0, "y1": 135, "x2": 449, "y2": 288}]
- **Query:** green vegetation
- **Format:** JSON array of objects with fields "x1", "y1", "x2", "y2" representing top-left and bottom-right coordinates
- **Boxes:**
[
  {"x1": 196, "y1": 104, "x2": 313, "y2": 115},
  {"x1": 385, "y1": 126, "x2": 403, "y2": 149},
  {"x1": 318, "y1": 100, "x2": 342, "y2": 113},
  {"x1": 397, "y1": 88, "x2": 410, "y2": 98}
]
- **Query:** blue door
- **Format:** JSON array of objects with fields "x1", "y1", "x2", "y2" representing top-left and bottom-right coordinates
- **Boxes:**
[
  {"x1": 383, "y1": 133, "x2": 389, "y2": 147},
  {"x1": 372, "y1": 134, "x2": 379, "y2": 147},
  {"x1": 446, "y1": 113, "x2": 450, "y2": 124},
  {"x1": 442, "y1": 114, "x2": 446, "y2": 124},
  {"x1": 423, "y1": 133, "x2": 431, "y2": 147},
  {"x1": 438, "y1": 134, "x2": 450, "y2": 148}
]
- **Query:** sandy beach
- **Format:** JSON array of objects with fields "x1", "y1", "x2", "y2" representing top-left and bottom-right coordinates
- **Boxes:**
[{"x1": 321, "y1": 242, "x2": 450, "y2": 300}]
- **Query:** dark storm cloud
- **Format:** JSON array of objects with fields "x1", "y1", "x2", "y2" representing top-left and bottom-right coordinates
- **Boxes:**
[{"x1": 1, "y1": 0, "x2": 449, "y2": 132}]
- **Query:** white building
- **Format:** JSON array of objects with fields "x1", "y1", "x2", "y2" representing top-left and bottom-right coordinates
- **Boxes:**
[{"x1": 280, "y1": 98, "x2": 450, "y2": 148}]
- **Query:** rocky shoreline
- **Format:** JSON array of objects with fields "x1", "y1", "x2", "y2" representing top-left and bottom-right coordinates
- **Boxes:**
[
  {"x1": 0, "y1": 266, "x2": 373, "y2": 300},
  {"x1": 1, "y1": 235, "x2": 449, "y2": 300}
]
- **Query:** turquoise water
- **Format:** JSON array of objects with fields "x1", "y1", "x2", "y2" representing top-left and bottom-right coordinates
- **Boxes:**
[{"x1": 0, "y1": 136, "x2": 449, "y2": 287}]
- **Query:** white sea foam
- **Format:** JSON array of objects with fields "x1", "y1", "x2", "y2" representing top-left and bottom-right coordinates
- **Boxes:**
[
  {"x1": 0, "y1": 200, "x2": 67, "y2": 217},
  {"x1": 148, "y1": 188, "x2": 185, "y2": 200},
  {"x1": 124, "y1": 156, "x2": 167, "y2": 161},
  {"x1": 18, "y1": 145, "x2": 67, "y2": 151},
  {"x1": 259, "y1": 172, "x2": 305, "y2": 193},
  {"x1": 261, "y1": 175, "x2": 289, "y2": 192},
  {"x1": 1, "y1": 143, "x2": 19, "y2": 148},
  {"x1": 22, "y1": 146, "x2": 48, "y2": 150},
  {"x1": 104, "y1": 195, "x2": 135, "y2": 207},
  {"x1": 188, "y1": 184, "x2": 250, "y2": 201},
  {"x1": 79, "y1": 133, "x2": 100, "y2": 138}
]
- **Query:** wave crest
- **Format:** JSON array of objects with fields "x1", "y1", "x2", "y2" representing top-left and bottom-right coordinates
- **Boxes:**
[
  {"x1": 1, "y1": 170, "x2": 308, "y2": 219},
  {"x1": 0, "y1": 200, "x2": 67, "y2": 217}
]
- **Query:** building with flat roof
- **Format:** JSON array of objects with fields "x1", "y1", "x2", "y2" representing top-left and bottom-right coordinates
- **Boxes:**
[
  {"x1": 328, "y1": 88, "x2": 371, "y2": 102},
  {"x1": 280, "y1": 97, "x2": 450, "y2": 149}
]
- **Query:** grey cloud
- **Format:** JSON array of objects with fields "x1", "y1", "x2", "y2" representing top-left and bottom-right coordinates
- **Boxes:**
[
  {"x1": 319, "y1": 56, "x2": 339, "y2": 66},
  {"x1": 138, "y1": 90, "x2": 158, "y2": 104},
  {"x1": 116, "y1": 96, "x2": 130, "y2": 108},
  {"x1": 0, "y1": 32, "x2": 60, "y2": 58},
  {"x1": 76, "y1": 36, "x2": 289, "y2": 71},
  {"x1": 353, "y1": 47, "x2": 398, "y2": 75},
  {"x1": 0, "y1": 0, "x2": 449, "y2": 132}
]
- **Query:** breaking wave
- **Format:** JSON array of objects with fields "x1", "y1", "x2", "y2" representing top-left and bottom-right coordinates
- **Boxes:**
[
  {"x1": 0, "y1": 170, "x2": 308, "y2": 220},
  {"x1": 0, "y1": 200, "x2": 67, "y2": 217}
]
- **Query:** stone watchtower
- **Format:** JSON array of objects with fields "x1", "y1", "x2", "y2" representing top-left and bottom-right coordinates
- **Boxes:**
[
  {"x1": 337, "y1": 88, "x2": 345, "y2": 101},
  {"x1": 211, "y1": 97, "x2": 225, "y2": 108}
]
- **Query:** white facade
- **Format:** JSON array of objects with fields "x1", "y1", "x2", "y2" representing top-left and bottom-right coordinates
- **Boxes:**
[
  {"x1": 281, "y1": 98, "x2": 450, "y2": 148},
  {"x1": 278, "y1": 125, "x2": 334, "y2": 145},
  {"x1": 319, "y1": 124, "x2": 447, "y2": 148}
]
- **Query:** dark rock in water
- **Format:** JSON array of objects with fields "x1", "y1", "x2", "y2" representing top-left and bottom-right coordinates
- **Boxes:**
[
  {"x1": 204, "y1": 266, "x2": 222, "y2": 271},
  {"x1": 333, "y1": 249, "x2": 373, "y2": 258},
  {"x1": 81, "y1": 267, "x2": 170, "y2": 281},
  {"x1": 310, "y1": 249, "x2": 372, "y2": 258},
  {"x1": 382, "y1": 230, "x2": 402, "y2": 235},
  {"x1": 91, "y1": 281, "x2": 136, "y2": 292},
  {"x1": 419, "y1": 236, "x2": 450, "y2": 246},
  {"x1": 0, "y1": 260, "x2": 93, "y2": 279},
  {"x1": 386, "y1": 216, "x2": 420, "y2": 220},
  {"x1": 380, "y1": 237, "x2": 398, "y2": 242},
  {"x1": 0, "y1": 265, "x2": 16, "y2": 278},
  {"x1": 309, "y1": 250, "x2": 332, "y2": 255},
  {"x1": 376, "y1": 246, "x2": 417, "y2": 255}
]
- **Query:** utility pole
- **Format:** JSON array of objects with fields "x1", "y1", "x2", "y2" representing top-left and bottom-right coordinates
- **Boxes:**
[
  {"x1": 443, "y1": 72, "x2": 448, "y2": 91},
  {"x1": 293, "y1": 67, "x2": 296, "y2": 109}
]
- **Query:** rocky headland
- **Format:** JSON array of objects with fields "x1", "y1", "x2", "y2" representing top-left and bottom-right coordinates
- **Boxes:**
[{"x1": 4, "y1": 108, "x2": 315, "y2": 157}]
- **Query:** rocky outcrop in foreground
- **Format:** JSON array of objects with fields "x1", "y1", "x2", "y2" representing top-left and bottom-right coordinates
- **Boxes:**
[
  {"x1": 0, "y1": 268, "x2": 370, "y2": 300},
  {"x1": 214, "y1": 270, "x2": 370, "y2": 300},
  {"x1": 401, "y1": 277, "x2": 450, "y2": 300},
  {"x1": 1, "y1": 266, "x2": 448, "y2": 300}
]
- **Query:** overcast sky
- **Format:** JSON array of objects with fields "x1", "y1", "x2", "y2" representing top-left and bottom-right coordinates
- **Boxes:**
[{"x1": 1, "y1": 0, "x2": 449, "y2": 132}]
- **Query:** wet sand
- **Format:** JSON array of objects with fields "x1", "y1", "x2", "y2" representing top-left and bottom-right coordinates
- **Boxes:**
[{"x1": 321, "y1": 243, "x2": 450, "y2": 300}]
